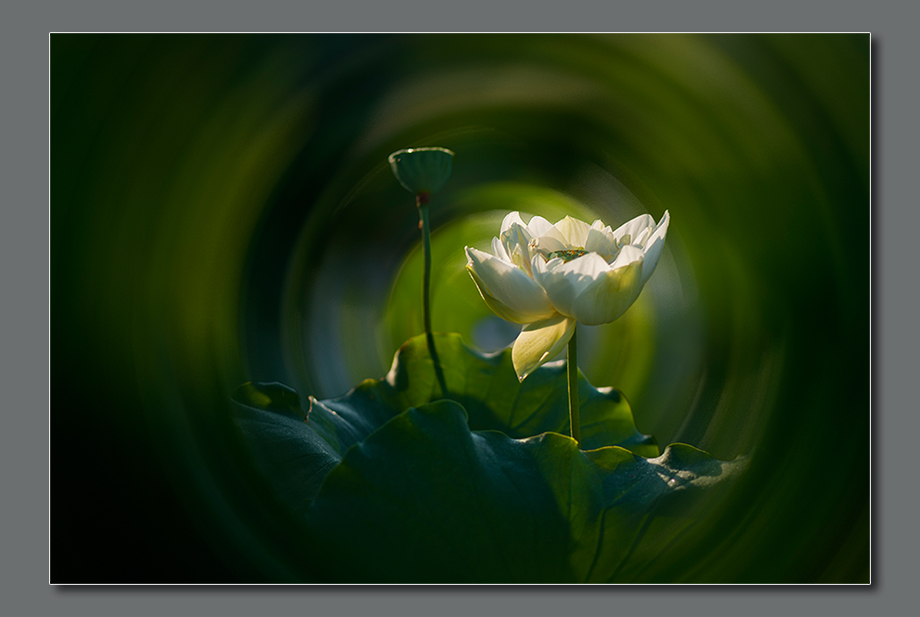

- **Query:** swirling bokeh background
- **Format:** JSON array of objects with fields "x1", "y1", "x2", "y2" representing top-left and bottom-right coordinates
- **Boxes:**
[{"x1": 52, "y1": 33, "x2": 869, "y2": 582}]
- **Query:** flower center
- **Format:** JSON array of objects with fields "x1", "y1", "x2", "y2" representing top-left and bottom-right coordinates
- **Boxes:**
[{"x1": 542, "y1": 247, "x2": 588, "y2": 263}]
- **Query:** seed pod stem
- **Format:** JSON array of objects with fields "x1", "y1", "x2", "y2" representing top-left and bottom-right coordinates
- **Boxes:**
[{"x1": 417, "y1": 195, "x2": 448, "y2": 398}]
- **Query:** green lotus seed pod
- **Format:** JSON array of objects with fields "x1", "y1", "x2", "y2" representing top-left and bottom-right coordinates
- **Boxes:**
[{"x1": 388, "y1": 147, "x2": 455, "y2": 196}]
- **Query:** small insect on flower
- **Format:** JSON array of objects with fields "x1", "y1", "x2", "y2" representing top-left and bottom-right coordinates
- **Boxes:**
[{"x1": 465, "y1": 210, "x2": 670, "y2": 380}]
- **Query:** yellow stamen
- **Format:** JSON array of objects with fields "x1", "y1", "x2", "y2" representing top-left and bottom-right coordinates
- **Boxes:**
[{"x1": 542, "y1": 247, "x2": 588, "y2": 263}]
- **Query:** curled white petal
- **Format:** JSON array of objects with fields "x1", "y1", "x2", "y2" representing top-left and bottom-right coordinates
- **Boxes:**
[
  {"x1": 501, "y1": 223, "x2": 535, "y2": 274},
  {"x1": 465, "y1": 247, "x2": 556, "y2": 324},
  {"x1": 531, "y1": 252, "x2": 611, "y2": 319},
  {"x1": 553, "y1": 216, "x2": 592, "y2": 247},
  {"x1": 584, "y1": 227, "x2": 616, "y2": 260},
  {"x1": 500, "y1": 211, "x2": 528, "y2": 235},
  {"x1": 511, "y1": 313, "x2": 576, "y2": 381},
  {"x1": 568, "y1": 258, "x2": 644, "y2": 325},
  {"x1": 533, "y1": 233, "x2": 567, "y2": 256},
  {"x1": 639, "y1": 210, "x2": 670, "y2": 285},
  {"x1": 608, "y1": 244, "x2": 644, "y2": 270},
  {"x1": 612, "y1": 213, "x2": 655, "y2": 246},
  {"x1": 491, "y1": 236, "x2": 510, "y2": 262},
  {"x1": 524, "y1": 215, "x2": 555, "y2": 238},
  {"x1": 533, "y1": 226, "x2": 569, "y2": 254}
]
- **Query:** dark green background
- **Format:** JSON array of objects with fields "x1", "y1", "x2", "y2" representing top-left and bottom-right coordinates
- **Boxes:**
[{"x1": 51, "y1": 34, "x2": 869, "y2": 582}]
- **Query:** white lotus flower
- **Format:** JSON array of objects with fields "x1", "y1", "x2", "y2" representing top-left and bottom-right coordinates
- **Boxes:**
[{"x1": 465, "y1": 210, "x2": 670, "y2": 380}]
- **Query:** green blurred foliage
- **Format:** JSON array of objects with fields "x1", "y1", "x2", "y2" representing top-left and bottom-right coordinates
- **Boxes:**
[{"x1": 52, "y1": 33, "x2": 869, "y2": 582}]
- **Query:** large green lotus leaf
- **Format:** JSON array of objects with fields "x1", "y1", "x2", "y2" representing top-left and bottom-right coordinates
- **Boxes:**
[
  {"x1": 319, "y1": 332, "x2": 658, "y2": 455},
  {"x1": 304, "y1": 400, "x2": 746, "y2": 583},
  {"x1": 231, "y1": 382, "x2": 341, "y2": 517},
  {"x1": 232, "y1": 333, "x2": 657, "y2": 512}
]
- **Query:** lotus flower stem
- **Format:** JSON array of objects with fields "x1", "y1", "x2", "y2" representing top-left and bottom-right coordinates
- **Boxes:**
[
  {"x1": 567, "y1": 328, "x2": 581, "y2": 444},
  {"x1": 417, "y1": 193, "x2": 448, "y2": 397}
]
